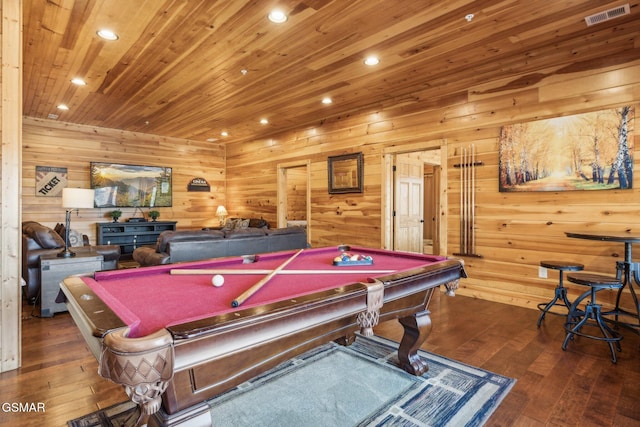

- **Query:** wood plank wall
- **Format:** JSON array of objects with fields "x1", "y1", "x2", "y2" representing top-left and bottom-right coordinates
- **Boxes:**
[
  {"x1": 286, "y1": 167, "x2": 308, "y2": 221},
  {"x1": 226, "y1": 59, "x2": 640, "y2": 311},
  {"x1": 22, "y1": 118, "x2": 226, "y2": 242}
]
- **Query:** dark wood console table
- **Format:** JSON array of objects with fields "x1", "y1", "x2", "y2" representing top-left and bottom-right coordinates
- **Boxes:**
[{"x1": 97, "y1": 221, "x2": 177, "y2": 258}]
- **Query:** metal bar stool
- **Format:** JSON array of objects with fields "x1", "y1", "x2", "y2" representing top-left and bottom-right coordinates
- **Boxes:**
[
  {"x1": 562, "y1": 273, "x2": 623, "y2": 363},
  {"x1": 537, "y1": 261, "x2": 584, "y2": 327}
]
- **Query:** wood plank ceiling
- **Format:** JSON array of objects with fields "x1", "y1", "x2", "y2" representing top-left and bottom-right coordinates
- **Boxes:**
[{"x1": 23, "y1": 0, "x2": 640, "y2": 144}]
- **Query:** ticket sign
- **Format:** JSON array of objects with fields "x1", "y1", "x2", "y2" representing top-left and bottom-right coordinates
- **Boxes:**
[{"x1": 35, "y1": 166, "x2": 68, "y2": 197}]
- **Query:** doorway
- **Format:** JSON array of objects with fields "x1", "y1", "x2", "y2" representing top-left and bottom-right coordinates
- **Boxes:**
[
  {"x1": 277, "y1": 160, "x2": 311, "y2": 240},
  {"x1": 382, "y1": 141, "x2": 447, "y2": 255},
  {"x1": 423, "y1": 163, "x2": 441, "y2": 254}
]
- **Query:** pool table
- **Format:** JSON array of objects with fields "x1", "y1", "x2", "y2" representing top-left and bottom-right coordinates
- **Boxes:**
[{"x1": 60, "y1": 245, "x2": 465, "y2": 426}]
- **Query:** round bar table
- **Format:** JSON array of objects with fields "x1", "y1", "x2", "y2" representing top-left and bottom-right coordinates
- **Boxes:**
[{"x1": 565, "y1": 232, "x2": 640, "y2": 335}]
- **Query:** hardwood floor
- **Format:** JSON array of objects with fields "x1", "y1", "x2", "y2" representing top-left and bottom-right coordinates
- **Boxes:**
[{"x1": 1, "y1": 292, "x2": 638, "y2": 426}]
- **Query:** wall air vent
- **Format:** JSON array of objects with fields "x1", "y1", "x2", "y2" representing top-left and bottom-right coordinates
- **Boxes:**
[{"x1": 584, "y1": 3, "x2": 630, "y2": 26}]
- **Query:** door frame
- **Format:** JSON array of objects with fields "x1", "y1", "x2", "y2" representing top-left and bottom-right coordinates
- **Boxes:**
[
  {"x1": 277, "y1": 160, "x2": 311, "y2": 241},
  {"x1": 393, "y1": 152, "x2": 425, "y2": 253},
  {"x1": 381, "y1": 140, "x2": 447, "y2": 254}
]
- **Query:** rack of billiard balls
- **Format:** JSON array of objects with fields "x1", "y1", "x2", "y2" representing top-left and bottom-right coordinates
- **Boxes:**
[{"x1": 333, "y1": 251, "x2": 374, "y2": 266}]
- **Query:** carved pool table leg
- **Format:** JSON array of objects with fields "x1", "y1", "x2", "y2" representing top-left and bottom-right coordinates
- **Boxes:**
[
  {"x1": 98, "y1": 328, "x2": 174, "y2": 427},
  {"x1": 334, "y1": 331, "x2": 357, "y2": 346},
  {"x1": 397, "y1": 310, "x2": 432, "y2": 376},
  {"x1": 444, "y1": 278, "x2": 460, "y2": 296}
]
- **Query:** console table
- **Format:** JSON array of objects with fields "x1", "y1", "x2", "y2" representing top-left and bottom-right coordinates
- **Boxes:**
[{"x1": 97, "y1": 221, "x2": 177, "y2": 258}]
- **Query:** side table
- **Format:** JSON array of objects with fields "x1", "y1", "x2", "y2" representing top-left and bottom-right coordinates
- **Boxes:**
[{"x1": 39, "y1": 253, "x2": 103, "y2": 317}]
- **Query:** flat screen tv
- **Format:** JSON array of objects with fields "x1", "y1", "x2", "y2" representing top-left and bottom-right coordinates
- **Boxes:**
[{"x1": 90, "y1": 162, "x2": 172, "y2": 208}]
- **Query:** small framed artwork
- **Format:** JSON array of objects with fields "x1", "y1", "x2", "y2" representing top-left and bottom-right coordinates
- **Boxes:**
[{"x1": 328, "y1": 152, "x2": 364, "y2": 194}]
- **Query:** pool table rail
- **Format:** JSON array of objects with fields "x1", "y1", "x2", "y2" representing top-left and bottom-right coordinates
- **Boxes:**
[{"x1": 60, "y1": 275, "x2": 127, "y2": 358}]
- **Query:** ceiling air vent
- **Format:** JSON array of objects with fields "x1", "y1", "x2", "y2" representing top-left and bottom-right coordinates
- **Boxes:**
[{"x1": 584, "y1": 3, "x2": 630, "y2": 26}]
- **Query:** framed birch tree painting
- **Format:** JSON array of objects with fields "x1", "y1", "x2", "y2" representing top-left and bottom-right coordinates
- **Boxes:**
[{"x1": 499, "y1": 106, "x2": 634, "y2": 192}]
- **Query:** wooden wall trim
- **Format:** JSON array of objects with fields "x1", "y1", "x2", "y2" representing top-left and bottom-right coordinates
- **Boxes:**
[
  {"x1": 277, "y1": 160, "x2": 311, "y2": 240},
  {"x1": 1, "y1": 0, "x2": 23, "y2": 373}
]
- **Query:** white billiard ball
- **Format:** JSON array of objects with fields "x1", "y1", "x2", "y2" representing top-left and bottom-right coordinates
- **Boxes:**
[{"x1": 212, "y1": 274, "x2": 224, "y2": 287}]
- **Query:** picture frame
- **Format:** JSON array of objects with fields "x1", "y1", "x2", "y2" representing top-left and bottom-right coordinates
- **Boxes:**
[
  {"x1": 328, "y1": 152, "x2": 364, "y2": 194},
  {"x1": 498, "y1": 106, "x2": 634, "y2": 192},
  {"x1": 90, "y1": 162, "x2": 172, "y2": 207}
]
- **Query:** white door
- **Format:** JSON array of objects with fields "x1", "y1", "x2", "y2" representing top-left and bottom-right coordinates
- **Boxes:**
[{"x1": 394, "y1": 153, "x2": 424, "y2": 253}]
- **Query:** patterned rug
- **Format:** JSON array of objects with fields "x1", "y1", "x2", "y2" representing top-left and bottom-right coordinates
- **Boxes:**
[{"x1": 68, "y1": 335, "x2": 515, "y2": 427}]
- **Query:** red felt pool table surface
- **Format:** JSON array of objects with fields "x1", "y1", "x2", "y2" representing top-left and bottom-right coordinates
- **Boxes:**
[{"x1": 83, "y1": 246, "x2": 448, "y2": 338}]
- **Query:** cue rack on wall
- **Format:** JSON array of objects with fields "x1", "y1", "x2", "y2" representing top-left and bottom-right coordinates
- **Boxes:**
[{"x1": 453, "y1": 145, "x2": 482, "y2": 258}]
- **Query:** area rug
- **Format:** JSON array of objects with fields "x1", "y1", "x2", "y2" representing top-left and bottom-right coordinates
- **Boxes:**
[{"x1": 68, "y1": 334, "x2": 515, "y2": 427}]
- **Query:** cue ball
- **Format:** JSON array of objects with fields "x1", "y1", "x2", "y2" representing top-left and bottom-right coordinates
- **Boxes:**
[{"x1": 212, "y1": 274, "x2": 224, "y2": 287}]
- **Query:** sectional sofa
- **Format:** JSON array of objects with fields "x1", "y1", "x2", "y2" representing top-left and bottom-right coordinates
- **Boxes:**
[{"x1": 132, "y1": 226, "x2": 308, "y2": 266}]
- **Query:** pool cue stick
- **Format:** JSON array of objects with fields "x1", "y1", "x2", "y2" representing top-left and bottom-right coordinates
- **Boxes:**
[
  {"x1": 170, "y1": 268, "x2": 393, "y2": 275},
  {"x1": 462, "y1": 148, "x2": 466, "y2": 254},
  {"x1": 463, "y1": 148, "x2": 468, "y2": 254},
  {"x1": 231, "y1": 249, "x2": 304, "y2": 307},
  {"x1": 471, "y1": 144, "x2": 476, "y2": 254},
  {"x1": 459, "y1": 149, "x2": 463, "y2": 253}
]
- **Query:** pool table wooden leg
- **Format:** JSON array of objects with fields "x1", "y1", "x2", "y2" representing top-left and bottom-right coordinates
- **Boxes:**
[
  {"x1": 98, "y1": 328, "x2": 175, "y2": 426},
  {"x1": 334, "y1": 331, "x2": 357, "y2": 346},
  {"x1": 397, "y1": 310, "x2": 432, "y2": 376}
]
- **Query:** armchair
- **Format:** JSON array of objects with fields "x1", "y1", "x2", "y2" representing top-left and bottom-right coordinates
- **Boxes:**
[{"x1": 21, "y1": 221, "x2": 121, "y2": 303}]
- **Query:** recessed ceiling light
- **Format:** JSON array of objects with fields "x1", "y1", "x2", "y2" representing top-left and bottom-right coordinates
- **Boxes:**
[
  {"x1": 364, "y1": 56, "x2": 380, "y2": 66},
  {"x1": 57, "y1": 104, "x2": 69, "y2": 110},
  {"x1": 268, "y1": 9, "x2": 287, "y2": 23},
  {"x1": 97, "y1": 29, "x2": 119, "y2": 41},
  {"x1": 260, "y1": 118, "x2": 269, "y2": 125},
  {"x1": 71, "y1": 78, "x2": 87, "y2": 86},
  {"x1": 465, "y1": 13, "x2": 474, "y2": 22},
  {"x1": 322, "y1": 97, "x2": 333, "y2": 104},
  {"x1": 221, "y1": 131, "x2": 229, "y2": 137}
]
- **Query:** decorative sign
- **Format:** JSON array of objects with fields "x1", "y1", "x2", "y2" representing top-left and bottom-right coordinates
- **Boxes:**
[
  {"x1": 188, "y1": 177, "x2": 210, "y2": 192},
  {"x1": 35, "y1": 166, "x2": 67, "y2": 197}
]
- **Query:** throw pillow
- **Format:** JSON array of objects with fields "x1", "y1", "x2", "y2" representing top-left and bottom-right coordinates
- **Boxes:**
[
  {"x1": 68, "y1": 229, "x2": 84, "y2": 247},
  {"x1": 223, "y1": 218, "x2": 239, "y2": 231},
  {"x1": 23, "y1": 222, "x2": 65, "y2": 249},
  {"x1": 235, "y1": 219, "x2": 250, "y2": 230},
  {"x1": 248, "y1": 218, "x2": 269, "y2": 229}
]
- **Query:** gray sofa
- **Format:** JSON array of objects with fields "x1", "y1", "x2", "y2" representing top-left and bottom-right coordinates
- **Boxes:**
[{"x1": 132, "y1": 226, "x2": 308, "y2": 266}]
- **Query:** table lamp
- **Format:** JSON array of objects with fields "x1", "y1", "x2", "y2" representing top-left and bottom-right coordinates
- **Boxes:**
[
  {"x1": 58, "y1": 188, "x2": 95, "y2": 258},
  {"x1": 216, "y1": 205, "x2": 228, "y2": 226}
]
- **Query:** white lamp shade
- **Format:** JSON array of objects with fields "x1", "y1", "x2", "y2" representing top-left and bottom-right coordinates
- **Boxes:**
[
  {"x1": 216, "y1": 205, "x2": 228, "y2": 216},
  {"x1": 62, "y1": 188, "x2": 95, "y2": 209}
]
